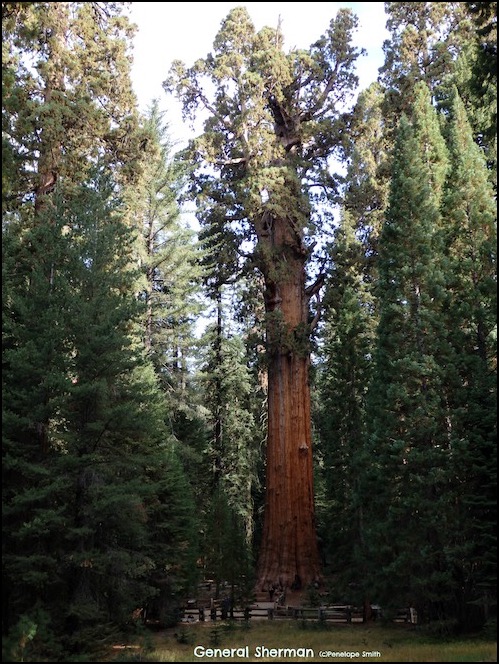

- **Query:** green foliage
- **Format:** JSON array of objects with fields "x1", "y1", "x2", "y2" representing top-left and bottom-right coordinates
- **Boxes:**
[
  {"x1": 3, "y1": 4, "x2": 206, "y2": 656},
  {"x1": 133, "y1": 100, "x2": 202, "y2": 386},
  {"x1": 166, "y1": 7, "x2": 366, "y2": 587},
  {"x1": 360, "y1": 87, "x2": 454, "y2": 622},
  {"x1": 198, "y1": 300, "x2": 261, "y2": 545},
  {"x1": 164, "y1": 3, "x2": 364, "y2": 323},
  {"x1": 3, "y1": 2, "x2": 497, "y2": 654},
  {"x1": 1, "y1": 606, "x2": 65, "y2": 663},
  {"x1": 3, "y1": 164, "x2": 200, "y2": 657},
  {"x1": 4, "y1": 614, "x2": 37, "y2": 662},
  {"x1": 202, "y1": 488, "x2": 254, "y2": 606},
  {"x1": 380, "y1": 3, "x2": 470, "y2": 122},
  {"x1": 439, "y1": 86, "x2": 497, "y2": 623},
  {"x1": 460, "y1": 2, "x2": 497, "y2": 171},
  {"x1": 175, "y1": 627, "x2": 192, "y2": 645},
  {"x1": 314, "y1": 209, "x2": 375, "y2": 577},
  {"x1": 265, "y1": 311, "x2": 312, "y2": 358},
  {"x1": 2, "y1": 1, "x2": 143, "y2": 212},
  {"x1": 350, "y1": 75, "x2": 496, "y2": 631},
  {"x1": 345, "y1": 81, "x2": 391, "y2": 246},
  {"x1": 209, "y1": 625, "x2": 223, "y2": 647}
]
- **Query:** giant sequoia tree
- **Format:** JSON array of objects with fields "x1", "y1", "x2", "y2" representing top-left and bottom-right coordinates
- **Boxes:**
[{"x1": 165, "y1": 7, "x2": 363, "y2": 589}]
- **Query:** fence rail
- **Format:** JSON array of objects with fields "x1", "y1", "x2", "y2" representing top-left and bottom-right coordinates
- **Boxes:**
[{"x1": 180, "y1": 604, "x2": 415, "y2": 624}]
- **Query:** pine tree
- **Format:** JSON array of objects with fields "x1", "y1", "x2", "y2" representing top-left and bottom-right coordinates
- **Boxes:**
[
  {"x1": 440, "y1": 87, "x2": 497, "y2": 628},
  {"x1": 464, "y1": 1, "x2": 497, "y2": 154},
  {"x1": 314, "y1": 85, "x2": 392, "y2": 598},
  {"x1": 231, "y1": 273, "x2": 269, "y2": 562},
  {"x1": 128, "y1": 103, "x2": 211, "y2": 514},
  {"x1": 315, "y1": 209, "x2": 375, "y2": 582},
  {"x1": 3, "y1": 168, "x2": 199, "y2": 659},
  {"x1": 2, "y1": 4, "x2": 199, "y2": 657},
  {"x1": 195, "y1": 163, "x2": 265, "y2": 549},
  {"x1": 3, "y1": 188, "x2": 77, "y2": 660},
  {"x1": 345, "y1": 82, "x2": 391, "y2": 252},
  {"x1": 361, "y1": 86, "x2": 454, "y2": 623},
  {"x1": 312, "y1": 86, "x2": 388, "y2": 606},
  {"x1": 203, "y1": 488, "x2": 254, "y2": 608},
  {"x1": 199, "y1": 320, "x2": 260, "y2": 545},
  {"x1": 143, "y1": 441, "x2": 200, "y2": 627},
  {"x1": 445, "y1": 3, "x2": 497, "y2": 180},
  {"x1": 135, "y1": 100, "x2": 201, "y2": 381}
]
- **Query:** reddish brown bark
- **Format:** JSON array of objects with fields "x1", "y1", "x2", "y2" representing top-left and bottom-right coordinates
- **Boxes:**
[{"x1": 255, "y1": 215, "x2": 322, "y2": 591}]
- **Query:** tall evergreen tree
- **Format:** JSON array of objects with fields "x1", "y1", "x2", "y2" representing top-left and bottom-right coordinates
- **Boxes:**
[
  {"x1": 440, "y1": 87, "x2": 497, "y2": 627},
  {"x1": 195, "y1": 156, "x2": 265, "y2": 549},
  {"x1": 380, "y1": 2, "x2": 470, "y2": 121},
  {"x1": 165, "y1": 5, "x2": 364, "y2": 589},
  {"x1": 2, "y1": 2, "x2": 143, "y2": 211},
  {"x1": 135, "y1": 100, "x2": 201, "y2": 381},
  {"x1": 345, "y1": 82, "x2": 391, "y2": 252},
  {"x1": 199, "y1": 318, "x2": 260, "y2": 545},
  {"x1": 3, "y1": 169, "x2": 198, "y2": 659},
  {"x1": 379, "y1": 2, "x2": 495, "y2": 170},
  {"x1": 231, "y1": 273, "x2": 269, "y2": 560},
  {"x1": 446, "y1": 3, "x2": 497, "y2": 179},
  {"x1": 2, "y1": 3, "x2": 199, "y2": 658},
  {"x1": 315, "y1": 209, "x2": 375, "y2": 583},
  {"x1": 203, "y1": 488, "x2": 254, "y2": 607},
  {"x1": 128, "y1": 103, "x2": 213, "y2": 512},
  {"x1": 361, "y1": 84, "x2": 454, "y2": 623}
]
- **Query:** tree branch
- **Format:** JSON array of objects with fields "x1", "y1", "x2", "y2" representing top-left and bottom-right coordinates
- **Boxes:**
[
  {"x1": 305, "y1": 272, "x2": 326, "y2": 299},
  {"x1": 214, "y1": 156, "x2": 247, "y2": 166},
  {"x1": 299, "y1": 63, "x2": 340, "y2": 122}
]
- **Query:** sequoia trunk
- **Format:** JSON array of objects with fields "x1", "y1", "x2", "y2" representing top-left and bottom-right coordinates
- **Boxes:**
[{"x1": 256, "y1": 219, "x2": 321, "y2": 591}]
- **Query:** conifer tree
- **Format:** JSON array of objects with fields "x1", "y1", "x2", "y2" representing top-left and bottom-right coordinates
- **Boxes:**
[
  {"x1": 345, "y1": 82, "x2": 391, "y2": 252},
  {"x1": 361, "y1": 86, "x2": 454, "y2": 623},
  {"x1": 445, "y1": 4, "x2": 497, "y2": 180},
  {"x1": 3, "y1": 168, "x2": 199, "y2": 658},
  {"x1": 128, "y1": 102, "x2": 211, "y2": 506},
  {"x1": 315, "y1": 209, "x2": 375, "y2": 581},
  {"x1": 195, "y1": 162, "x2": 264, "y2": 547},
  {"x1": 440, "y1": 87, "x2": 497, "y2": 627},
  {"x1": 165, "y1": 5, "x2": 364, "y2": 589},
  {"x1": 198, "y1": 307, "x2": 260, "y2": 544},
  {"x1": 380, "y1": 2, "x2": 470, "y2": 121},
  {"x1": 203, "y1": 488, "x2": 254, "y2": 607},
  {"x1": 2, "y1": 3, "x2": 199, "y2": 657},
  {"x1": 135, "y1": 100, "x2": 201, "y2": 382},
  {"x1": 2, "y1": 2, "x2": 143, "y2": 209}
]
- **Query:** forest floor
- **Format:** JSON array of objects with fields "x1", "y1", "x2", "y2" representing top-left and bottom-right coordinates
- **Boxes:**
[{"x1": 108, "y1": 621, "x2": 497, "y2": 662}]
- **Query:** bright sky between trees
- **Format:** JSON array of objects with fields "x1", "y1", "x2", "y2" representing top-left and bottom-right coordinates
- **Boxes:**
[{"x1": 129, "y1": 2, "x2": 390, "y2": 146}]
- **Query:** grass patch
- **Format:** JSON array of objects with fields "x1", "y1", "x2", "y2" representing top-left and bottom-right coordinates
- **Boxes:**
[{"x1": 108, "y1": 621, "x2": 497, "y2": 662}]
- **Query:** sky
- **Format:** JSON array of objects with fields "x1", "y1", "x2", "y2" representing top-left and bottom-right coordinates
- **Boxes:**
[{"x1": 128, "y1": 2, "x2": 390, "y2": 146}]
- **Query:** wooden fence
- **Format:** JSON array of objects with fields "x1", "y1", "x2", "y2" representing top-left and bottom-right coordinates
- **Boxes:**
[{"x1": 180, "y1": 603, "x2": 415, "y2": 624}]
